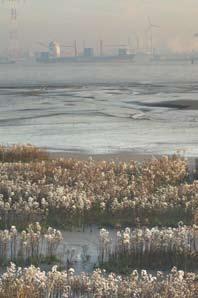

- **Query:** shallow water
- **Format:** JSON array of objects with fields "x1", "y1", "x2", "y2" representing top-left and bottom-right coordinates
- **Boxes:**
[
  {"x1": 0, "y1": 226, "x2": 115, "y2": 274},
  {"x1": 60, "y1": 227, "x2": 101, "y2": 273},
  {"x1": 0, "y1": 61, "x2": 198, "y2": 156}
]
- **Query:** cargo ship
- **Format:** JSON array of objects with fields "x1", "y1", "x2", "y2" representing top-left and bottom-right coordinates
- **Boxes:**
[
  {"x1": 0, "y1": 57, "x2": 16, "y2": 64},
  {"x1": 36, "y1": 41, "x2": 135, "y2": 63},
  {"x1": 36, "y1": 53, "x2": 135, "y2": 63}
]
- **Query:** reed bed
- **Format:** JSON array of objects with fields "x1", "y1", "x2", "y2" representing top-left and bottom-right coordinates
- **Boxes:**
[
  {"x1": 0, "y1": 264, "x2": 197, "y2": 298},
  {"x1": 0, "y1": 146, "x2": 197, "y2": 297},
  {"x1": 0, "y1": 145, "x2": 49, "y2": 162},
  {"x1": 99, "y1": 225, "x2": 198, "y2": 273},
  {"x1": 0, "y1": 152, "x2": 195, "y2": 228},
  {"x1": 0, "y1": 223, "x2": 63, "y2": 266}
]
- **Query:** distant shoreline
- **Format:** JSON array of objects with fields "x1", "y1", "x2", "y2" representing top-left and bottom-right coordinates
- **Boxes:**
[
  {"x1": 49, "y1": 150, "x2": 156, "y2": 162},
  {"x1": 48, "y1": 150, "x2": 198, "y2": 177},
  {"x1": 49, "y1": 149, "x2": 196, "y2": 163}
]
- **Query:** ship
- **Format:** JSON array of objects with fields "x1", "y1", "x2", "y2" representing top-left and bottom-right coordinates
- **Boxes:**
[
  {"x1": 0, "y1": 57, "x2": 16, "y2": 64},
  {"x1": 36, "y1": 53, "x2": 135, "y2": 63},
  {"x1": 36, "y1": 41, "x2": 135, "y2": 63}
]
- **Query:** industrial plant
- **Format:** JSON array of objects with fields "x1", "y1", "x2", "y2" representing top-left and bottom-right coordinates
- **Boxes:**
[{"x1": 1, "y1": 0, "x2": 198, "y2": 64}]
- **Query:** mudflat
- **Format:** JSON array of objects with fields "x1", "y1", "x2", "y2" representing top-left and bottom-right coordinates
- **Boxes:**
[{"x1": 135, "y1": 99, "x2": 198, "y2": 110}]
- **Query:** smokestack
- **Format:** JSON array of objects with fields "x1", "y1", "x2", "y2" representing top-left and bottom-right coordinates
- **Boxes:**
[
  {"x1": 100, "y1": 40, "x2": 103, "y2": 56},
  {"x1": 74, "y1": 40, "x2": 77, "y2": 57}
]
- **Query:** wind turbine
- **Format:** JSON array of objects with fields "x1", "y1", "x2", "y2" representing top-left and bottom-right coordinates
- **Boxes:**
[
  {"x1": 147, "y1": 17, "x2": 160, "y2": 55},
  {"x1": 191, "y1": 33, "x2": 198, "y2": 63}
]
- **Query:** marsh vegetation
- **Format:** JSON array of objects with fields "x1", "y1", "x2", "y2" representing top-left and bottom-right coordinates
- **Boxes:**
[
  {"x1": 0, "y1": 145, "x2": 197, "y2": 297},
  {"x1": 0, "y1": 145, "x2": 196, "y2": 229}
]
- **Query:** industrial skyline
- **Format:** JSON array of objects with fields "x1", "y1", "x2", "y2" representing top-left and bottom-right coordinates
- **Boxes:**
[{"x1": 0, "y1": 0, "x2": 198, "y2": 55}]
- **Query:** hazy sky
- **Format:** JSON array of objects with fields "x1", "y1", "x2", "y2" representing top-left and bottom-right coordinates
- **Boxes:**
[{"x1": 0, "y1": 0, "x2": 198, "y2": 53}]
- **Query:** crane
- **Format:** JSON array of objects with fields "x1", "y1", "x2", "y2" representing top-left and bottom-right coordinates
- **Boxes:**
[{"x1": 1, "y1": 0, "x2": 25, "y2": 58}]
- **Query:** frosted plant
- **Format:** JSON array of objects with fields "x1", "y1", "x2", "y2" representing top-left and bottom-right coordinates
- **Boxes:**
[
  {"x1": 0, "y1": 153, "x2": 195, "y2": 228},
  {"x1": 44, "y1": 227, "x2": 63, "y2": 258},
  {"x1": 99, "y1": 228, "x2": 111, "y2": 264},
  {"x1": 99, "y1": 225, "x2": 198, "y2": 270},
  {"x1": 0, "y1": 264, "x2": 197, "y2": 298},
  {"x1": 0, "y1": 224, "x2": 63, "y2": 265}
]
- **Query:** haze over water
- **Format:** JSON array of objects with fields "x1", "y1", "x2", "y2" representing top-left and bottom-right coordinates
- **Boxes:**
[{"x1": 0, "y1": 61, "x2": 198, "y2": 157}]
